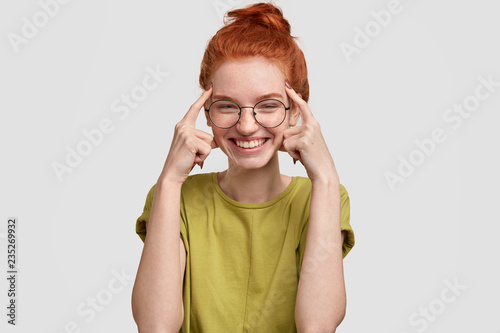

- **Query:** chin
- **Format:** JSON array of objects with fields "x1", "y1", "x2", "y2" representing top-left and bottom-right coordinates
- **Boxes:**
[
  {"x1": 232, "y1": 157, "x2": 271, "y2": 170},
  {"x1": 224, "y1": 146, "x2": 278, "y2": 170}
]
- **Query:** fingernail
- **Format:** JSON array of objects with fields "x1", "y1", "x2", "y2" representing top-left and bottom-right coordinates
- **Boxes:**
[
  {"x1": 285, "y1": 81, "x2": 291, "y2": 89},
  {"x1": 206, "y1": 83, "x2": 212, "y2": 91}
]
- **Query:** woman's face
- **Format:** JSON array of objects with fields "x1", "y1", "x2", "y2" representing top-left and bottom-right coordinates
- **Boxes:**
[{"x1": 206, "y1": 57, "x2": 299, "y2": 170}]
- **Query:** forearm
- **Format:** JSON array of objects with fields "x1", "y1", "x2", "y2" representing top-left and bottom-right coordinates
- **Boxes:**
[
  {"x1": 295, "y1": 176, "x2": 346, "y2": 332},
  {"x1": 132, "y1": 178, "x2": 184, "y2": 332}
]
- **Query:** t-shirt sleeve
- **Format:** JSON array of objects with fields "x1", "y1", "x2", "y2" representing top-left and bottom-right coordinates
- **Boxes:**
[
  {"x1": 135, "y1": 184, "x2": 156, "y2": 242},
  {"x1": 298, "y1": 183, "x2": 355, "y2": 267},
  {"x1": 339, "y1": 184, "x2": 355, "y2": 257},
  {"x1": 135, "y1": 184, "x2": 189, "y2": 247}
]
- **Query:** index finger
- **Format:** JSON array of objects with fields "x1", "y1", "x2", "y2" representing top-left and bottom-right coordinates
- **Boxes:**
[
  {"x1": 284, "y1": 82, "x2": 314, "y2": 123},
  {"x1": 182, "y1": 84, "x2": 213, "y2": 125}
]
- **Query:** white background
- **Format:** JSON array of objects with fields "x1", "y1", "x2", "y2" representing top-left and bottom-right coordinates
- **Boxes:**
[{"x1": 1, "y1": 0, "x2": 499, "y2": 332}]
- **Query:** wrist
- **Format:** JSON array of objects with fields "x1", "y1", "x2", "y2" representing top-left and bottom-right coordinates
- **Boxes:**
[{"x1": 157, "y1": 173, "x2": 185, "y2": 190}]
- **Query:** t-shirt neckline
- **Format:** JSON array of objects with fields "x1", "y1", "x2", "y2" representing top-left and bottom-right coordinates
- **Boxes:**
[{"x1": 211, "y1": 172, "x2": 298, "y2": 209}]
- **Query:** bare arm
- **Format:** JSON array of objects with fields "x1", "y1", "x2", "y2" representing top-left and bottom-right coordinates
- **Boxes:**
[
  {"x1": 281, "y1": 83, "x2": 347, "y2": 332},
  {"x1": 131, "y1": 86, "x2": 216, "y2": 332},
  {"x1": 295, "y1": 178, "x2": 346, "y2": 332},
  {"x1": 131, "y1": 179, "x2": 186, "y2": 332}
]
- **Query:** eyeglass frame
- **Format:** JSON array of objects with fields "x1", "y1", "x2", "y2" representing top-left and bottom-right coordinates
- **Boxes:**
[{"x1": 205, "y1": 98, "x2": 291, "y2": 129}]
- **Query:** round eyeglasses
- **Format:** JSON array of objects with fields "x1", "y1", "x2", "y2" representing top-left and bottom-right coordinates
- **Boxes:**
[{"x1": 205, "y1": 99, "x2": 290, "y2": 129}]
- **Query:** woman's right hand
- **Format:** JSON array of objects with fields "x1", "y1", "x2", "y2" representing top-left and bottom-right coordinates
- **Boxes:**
[{"x1": 159, "y1": 85, "x2": 218, "y2": 185}]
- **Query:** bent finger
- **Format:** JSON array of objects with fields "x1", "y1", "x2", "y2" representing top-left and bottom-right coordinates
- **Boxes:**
[
  {"x1": 283, "y1": 125, "x2": 303, "y2": 139},
  {"x1": 193, "y1": 140, "x2": 214, "y2": 163},
  {"x1": 282, "y1": 137, "x2": 302, "y2": 160},
  {"x1": 193, "y1": 129, "x2": 218, "y2": 150}
]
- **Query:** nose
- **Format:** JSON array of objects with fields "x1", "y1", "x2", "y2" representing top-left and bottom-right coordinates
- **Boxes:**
[{"x1": 236, "y1": 107, "x2": 259, "y2": 134}]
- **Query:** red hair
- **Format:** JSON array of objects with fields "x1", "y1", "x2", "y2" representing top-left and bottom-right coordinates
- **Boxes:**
[{"x1": 199, "y1": 2, "x2": 309, "y2": 102}]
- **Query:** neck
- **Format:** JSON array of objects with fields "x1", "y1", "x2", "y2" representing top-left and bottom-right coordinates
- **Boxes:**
[{"x1": 218, "y1": 153, "x2": 290, "y2": 203}]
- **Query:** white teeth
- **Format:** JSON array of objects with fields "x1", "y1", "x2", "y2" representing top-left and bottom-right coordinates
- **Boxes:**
[{"x1": 234, "y1": 139, "x2": 266, "y2": 148}]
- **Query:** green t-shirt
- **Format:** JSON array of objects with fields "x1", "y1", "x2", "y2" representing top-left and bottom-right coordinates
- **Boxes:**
[{"x1": 136, "y1": 172, "x2": 354, "y2": 332}]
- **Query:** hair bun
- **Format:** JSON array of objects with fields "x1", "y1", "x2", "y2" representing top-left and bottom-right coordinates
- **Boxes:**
[{"x1": 225, "y1": 3, "x2": 291, "y2": 35}]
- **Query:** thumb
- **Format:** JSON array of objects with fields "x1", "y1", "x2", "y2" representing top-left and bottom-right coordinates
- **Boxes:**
[{"x1": 288, "y1": 150, "x2": 301, "y2": 161}]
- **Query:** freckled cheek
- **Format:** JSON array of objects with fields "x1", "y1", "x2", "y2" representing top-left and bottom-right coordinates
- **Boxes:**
[
  {"x1": 211, "y1": 129, "x2": 233, "y2": 154},
  {"x1": 211, "y1": 129, "x2": 227, "y2": 142}
]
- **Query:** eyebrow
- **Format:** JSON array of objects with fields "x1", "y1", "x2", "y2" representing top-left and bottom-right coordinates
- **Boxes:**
[{"x1": 212, "y1": 92, "x2": 285, "y2": 102}]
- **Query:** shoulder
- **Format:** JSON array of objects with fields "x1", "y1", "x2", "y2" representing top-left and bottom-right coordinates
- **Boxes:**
[
  {"x1": 143, "y1": 183, "x2": 157, "y2": 209},
  {"x1": 179, "y1": 173, "x2": 218, "y2": 209},
  {"x1": 339, "y1": 183, "x2": 349, "y2": 202},
  {"x1": 293, "y1": 176, "x2": 312, "y2": 194},
  {"x1": 143, "y1": 173, "x2": 216, "y2": 205},
  {"x1": 183, "y1": 172, "x2": 214, "y2": 185},
  {"x1": 181, "y1": 172, "x2": 215, "y2": 194},
  {"x1": 291, "y1": 176, "x2": 349, "y2": 201}
]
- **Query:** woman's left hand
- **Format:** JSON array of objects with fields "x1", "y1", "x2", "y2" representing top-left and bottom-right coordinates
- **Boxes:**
[{"x1": 281, "y1": 83, "x2": 339, "y2": 183}]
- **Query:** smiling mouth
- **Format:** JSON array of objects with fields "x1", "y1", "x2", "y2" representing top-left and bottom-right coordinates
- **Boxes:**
[{"x1": 232, "y1": 138, "x2": 268, "y2": 148}]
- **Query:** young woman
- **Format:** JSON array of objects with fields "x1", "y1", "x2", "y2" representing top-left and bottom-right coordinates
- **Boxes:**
[{"x1": 132, "y1": 3, "x2": 354, "y2": 332}]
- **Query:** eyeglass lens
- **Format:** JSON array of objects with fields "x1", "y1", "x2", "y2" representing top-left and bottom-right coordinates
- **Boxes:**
[{"x1": 208, "y1": 99, "x2": 286, "y2": 128}]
